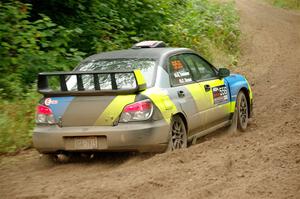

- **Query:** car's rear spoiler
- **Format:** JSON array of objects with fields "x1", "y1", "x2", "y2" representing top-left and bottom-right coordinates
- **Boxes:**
[{"x1": 37, "y1": 69, "x2": 146, "y2": 96}]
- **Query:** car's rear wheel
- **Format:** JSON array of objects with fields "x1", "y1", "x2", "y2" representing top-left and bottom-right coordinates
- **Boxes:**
[
  {"x1": 237, "y1": 91, "x2": 248, "y2": 131},
  {"x1": 166, "y1": 115, "x2": 187, "y2": 152}
]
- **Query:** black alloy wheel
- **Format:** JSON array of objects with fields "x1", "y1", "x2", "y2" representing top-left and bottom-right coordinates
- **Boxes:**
[
  {"x1": 237, "y1": 92, "x2": 248, "y2": 131},
  {"x1": 167, "y1": 115, "x2": 187, "y2": 151}
]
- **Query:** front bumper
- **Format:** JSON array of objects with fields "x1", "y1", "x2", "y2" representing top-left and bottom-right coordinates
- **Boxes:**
[{"x1": 33, "y1": 120, "x2": 169, "y2": 153}]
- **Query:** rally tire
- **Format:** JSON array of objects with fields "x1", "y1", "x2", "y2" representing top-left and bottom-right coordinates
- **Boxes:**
[
  {"x1": 236, "y1": 91, "x2": 248, "y2": 131},
  {"x1": 166, "y1": 115, "x2": 187, "y2": 152}
]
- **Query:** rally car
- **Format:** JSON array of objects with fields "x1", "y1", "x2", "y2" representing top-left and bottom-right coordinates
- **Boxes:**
[{"x1": 33, "y1": 41, "x2": 253, "y2": 155}]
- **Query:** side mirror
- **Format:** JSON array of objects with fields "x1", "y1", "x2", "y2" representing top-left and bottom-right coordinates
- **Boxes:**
[{"x1": 218, "y1": 68, "x2": 230, "y2": 78}]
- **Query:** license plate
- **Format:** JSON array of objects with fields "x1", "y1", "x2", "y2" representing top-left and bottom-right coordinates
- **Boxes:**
[{"x1": 74, "y1": 137, "x2": 98, "y2": 149}]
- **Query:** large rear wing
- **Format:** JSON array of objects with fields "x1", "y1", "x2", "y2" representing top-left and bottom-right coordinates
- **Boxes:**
[{"x1": 37, "y1": 69, "x2": 146, "y2": 96}]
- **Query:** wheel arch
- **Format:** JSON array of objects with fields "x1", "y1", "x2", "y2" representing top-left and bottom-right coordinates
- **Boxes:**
[{"x1": 172, "y1": 112, "x2": 189, "y2": 134}]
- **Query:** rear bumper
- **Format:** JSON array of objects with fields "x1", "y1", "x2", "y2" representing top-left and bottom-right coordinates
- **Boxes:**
[{"x1": 33, "y1": 120, "x2": 169, "y2": 153}]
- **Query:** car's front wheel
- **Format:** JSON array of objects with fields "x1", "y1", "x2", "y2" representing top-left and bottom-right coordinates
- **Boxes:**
[
  {"x1": 166, "y1": 115, "x2": 187, "y2": 152},
  {"x1": 237, "y1": 91, "x2": 249, "y2": 131}
]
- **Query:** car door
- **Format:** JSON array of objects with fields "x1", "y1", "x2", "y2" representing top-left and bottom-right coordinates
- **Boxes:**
[
  {"x1": 167, "y1": 55, "x2": 212, "y2": 134},
  {"x1": 180, "y1": 53, "x2": 231, "y2": 130}
]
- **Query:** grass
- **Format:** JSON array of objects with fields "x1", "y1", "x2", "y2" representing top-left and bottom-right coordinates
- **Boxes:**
[
  {"x1": 0, "y1": 92, "x2": 39, "y2": 153},
  {"x1": 265, "y1": 0, "x2": 300, "y2": 10}
]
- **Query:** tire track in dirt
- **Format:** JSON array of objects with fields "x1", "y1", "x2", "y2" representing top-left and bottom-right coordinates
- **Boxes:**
[{"x1": 1, "y1": 0, "x2": 300, "y2": 198}]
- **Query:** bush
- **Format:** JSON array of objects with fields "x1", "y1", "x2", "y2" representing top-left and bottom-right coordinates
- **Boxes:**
[
  {"x1": 27, "y1": 0, "x2": 176, "y2": 54},
  {"x1": 162, "y1": 0, "x2": 240, "y2": 64},
  {"x1": 0, "y1": 1, "x2": 85, "y2": 99},
  {"x1": 0, "y1": 90, "x2": 39, "y2": 153}
]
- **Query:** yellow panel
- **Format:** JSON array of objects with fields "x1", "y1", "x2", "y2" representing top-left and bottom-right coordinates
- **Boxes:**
[
  {"x1": 185, "y1": 79, "x2": 226, "y2": 112},
  {"x1": 142, "y1": 88, "x2": 177, "y2": 124},
  {"x1": 230, "y1": 101, "x2": 236, "y2": 113},
  {"x1": 133, "y1": 69, "x2": 146, "y2": 86},
  {"x1": 185, "y1": 83, "x2": 210, "y2": 111},
  {"x1": 205, "y1": 79, "x2": 225, "y2": 104},
  {"x1": 207, "y1": 79, "x2": 225, "y2": 87},
  {"x1": 94, "y1": 95, "x2": 136, "y2": 125},
  {"x1": 247, "y1": 81, "x2": 253, "y2": 100}
]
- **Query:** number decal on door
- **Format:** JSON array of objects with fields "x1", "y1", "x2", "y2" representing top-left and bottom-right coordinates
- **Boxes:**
[{"x1": 212, "y1": 85, "x2": 228, "y2": 104}]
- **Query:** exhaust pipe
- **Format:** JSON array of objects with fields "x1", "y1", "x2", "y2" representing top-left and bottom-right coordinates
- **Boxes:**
[{"x1": 56, "y1": 153, "x2": 70, "y2": 163}]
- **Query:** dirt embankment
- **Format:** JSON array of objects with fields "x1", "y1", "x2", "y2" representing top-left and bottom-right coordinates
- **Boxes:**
[{"x1": 0, "y1": 0, "x2": 300, "y2": 198}]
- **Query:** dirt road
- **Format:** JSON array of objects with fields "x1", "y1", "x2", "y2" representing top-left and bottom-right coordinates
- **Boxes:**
[{"x1": 1, "y1": 0, "x2": 299, "y2": 198}]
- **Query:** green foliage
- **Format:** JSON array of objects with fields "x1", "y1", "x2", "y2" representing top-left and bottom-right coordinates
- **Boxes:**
[
  {"x1": 28, "y1": 0, "x2": 175, "y2": 54},
  {"x1": 0, "y1": 90, "x2": 39, "y2": 153},
  {"x1": 28, "y1": 0, "x2": 239, "y2": 63},
  {"x1": 162, "y1": 0, "x2": 240, "y2": 63},
  {"x1": 0, "y1": 0, "x2": 240, "y2": 153},
  {"x1": 0, "y1": 1, "x2": 85, "y2": 99}
]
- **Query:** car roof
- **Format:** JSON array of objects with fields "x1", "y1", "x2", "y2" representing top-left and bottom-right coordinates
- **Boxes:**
[{"x1": 84, "y1": 47, "x2": 194, "y2": 61}]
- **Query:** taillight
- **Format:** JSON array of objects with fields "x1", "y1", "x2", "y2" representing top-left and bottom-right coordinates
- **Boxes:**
[
  {"x1": 36, "y1": 104, "x2": 56, "y2": 124},
  {"x1": 119, "y1": 99, "x2": 153, "y2": 122}
]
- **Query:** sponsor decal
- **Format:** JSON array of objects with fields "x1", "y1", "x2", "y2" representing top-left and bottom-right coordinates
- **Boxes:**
[
  {"x1": 44, "y1": 98, "x2": 58, "y2": 106},
  {"x1": 173, "y1": 71, "x2": 190, "y2": 78},
  {"x1": 171, "y1": 60, "x2": 183, "y2": 70},
  {"x1": 212, "y1": 85, "x2": 228, "y2": 104},
  {"x1": 173, "y1": 70, "x2": 192, "y2": 84},
  {"x1": 178, "y1": 78, "x2": 192, "y2": 84}
]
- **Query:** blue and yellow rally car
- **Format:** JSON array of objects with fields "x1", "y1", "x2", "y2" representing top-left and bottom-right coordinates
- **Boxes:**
[{"x1": 33, "y1": 41, "x2": 253, "y2": 154}]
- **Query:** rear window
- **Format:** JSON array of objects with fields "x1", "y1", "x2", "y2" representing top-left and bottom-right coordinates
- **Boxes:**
[{"x1": 67, "y1": 59, "x2": 156, "y2": 90}]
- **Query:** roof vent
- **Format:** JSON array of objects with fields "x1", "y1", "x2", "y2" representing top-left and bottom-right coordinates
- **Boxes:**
[{"x1": 132, "y1": 41, "x2": 166, "y2": 49}]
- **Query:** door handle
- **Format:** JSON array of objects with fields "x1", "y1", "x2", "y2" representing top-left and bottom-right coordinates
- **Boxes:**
[
  {"x1": 204, "y1": 84, "x2": 210, "y2": 92},
  {"x1": 177, "y1": 90, "x2": 185, "y2": 98}
]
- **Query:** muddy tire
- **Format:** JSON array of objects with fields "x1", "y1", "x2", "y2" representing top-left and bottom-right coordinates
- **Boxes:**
[
  {"x1": 236, "y1": 91, "x2": 248, "y2": 131},
  {"x1": 166, "y1": 115, "x2": 187, "y2": 152}
]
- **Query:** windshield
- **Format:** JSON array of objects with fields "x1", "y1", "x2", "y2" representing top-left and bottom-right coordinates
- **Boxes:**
[{"x1": 66, "y1": 59, "x2": 156, "y2": 91}]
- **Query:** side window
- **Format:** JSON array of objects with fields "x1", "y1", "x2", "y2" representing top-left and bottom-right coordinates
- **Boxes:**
[
  {"x1": 179, "y1": 54, "x2": 201, "y2": 81},
  {"x1": 168, "y1": 55, "x2": 193, "y2": 86},
  {"x1": 182, "y1": 54, "x2": 216, "y2": 80}
]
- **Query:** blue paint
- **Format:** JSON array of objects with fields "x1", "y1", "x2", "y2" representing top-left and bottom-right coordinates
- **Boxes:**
[
  {"x1": 224, "y1": 74, "x2": 249, "y2": 102},
  {"x1": 47, "y1": 97, "x2": 74, "y2": 121}
]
